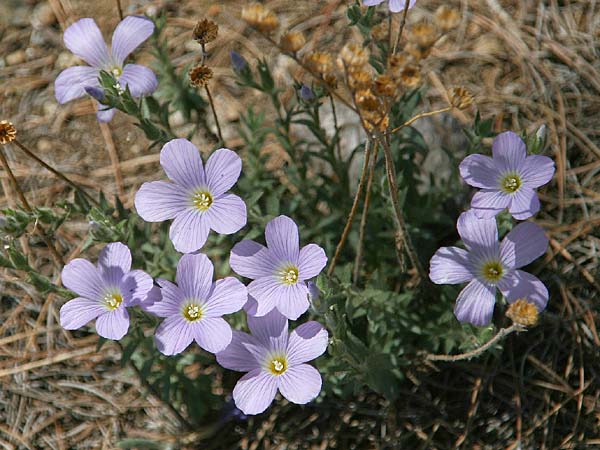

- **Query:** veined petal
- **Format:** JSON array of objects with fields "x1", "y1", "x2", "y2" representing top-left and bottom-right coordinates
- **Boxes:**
[
  {"x1": 134, "y1": 181, "x2": 189, "y2": 222},
  {"x1": 273, "y1": 283, "x2": 310, "y2": 320},
  {"x1": 521, "y1": 155, "x2": 555, "y2": 189},
  {"x1": 63, "y1": 18, "x2": 109, "y2": 68},
  {"x1": 287, "y1": 322, "x2": 328, "y2": 365},
  {"x1": 160, "y1": 139, "x2": 206, "y2": 189},
  {"x1": 278, "y1": 364, "x2": 322, "y2": 405},
  {"x1": 55, "y1": 66, "x2": 100, "y2": 104},
  {"x1": 60, "y1": 297, "x2": 106, "y2": 330},
  {"x1": 119, "y1": 64, "x2": 157, "y2": 97},
  {"x1": 98, "y1": 242, "x2": 131, "y2": 286},
  {"x1": 429, "y1": 246, "x2": 473, "y2": 284},
  {"x1": 265, "y1": 215, "x2": 300, "y2": 263},
  {"x1": 205, "y1": 194, "x2": 247, "y2": 235},
  {"x1": 62, "y1": 259, "x2": 106, "y2": 300},
  {"x1": 96, "y1": 107, "x2": 116, "y2": 123},
  {"x1": 95, "y1": 307, "x2": 130, "y2": 340},
  {"x1": 230, "y1": 240, "x2": 279, "y2": 280},
  {"x1": 500, "y1": 221, "x2": 548, "y2": 269},
  {"x1": 203, "y1": 277, "x2": 247, "y2": 317},
  {"x1": 471, "y1": 190, "x2": 510, "y2": 218},
  {"x1": 457, "y1": 210, "x2": 499, "y2": 258},
  {"x1": 454, "y1": 279, "x2": 497, "y2": 326},
  {"x1": 193, "y1": 317, "x2": 232, "y2": 353},
  {"x1": 508, "y1": 187, "x2": 540, "y2": 220},
  {"x1": 176, "y1": 253, "x2": 214, "y2": 301},
  {"x1": 248, "y1": 277, "x2": 309, "y2": 320},
  {"x1": 232, "y1": 369, "x2": 278, "y2": 415},
  {"x1": 247, "y1": 309, "x2": 288, "y2": 351},
  {"x1": 388, "y1": 0, "x2": 417, "y2": 12},
  {"x1": 205, "y1": 148, "x2": 242, "y2": 197},
  {"x1": 498, "y1": 270, "x2": 549, "y2": 311},
  {"x1": 492, "y1": 131, "x2": 527, "y2": 172},
  {"x1": 120, "y1": 269, "x2": 154, "y2": 306},
  {"x1": 155, "y1": 316, "x2": 194, "y2": 355},
  {"x1": 217, "y1": 331, "x2": 263, "y2": 372},
  {"x1": 169, "y1": 209, "x2": 210, "y2": 253},
  {"x1": 459, "y1": 154, "x2": 500, "y2": 189},
  {"x1": 145, "y1": 279, "x2": 184, "y2": 317},
  {"x1": 363, "y1": 0, "x2": 385, "y2": 5},
  {"x1": 110, "y1": 15, "x2": 155, "y2": 65},
  {"x1": 298, "y1": 244, "x2": 327, "y2": 281}
]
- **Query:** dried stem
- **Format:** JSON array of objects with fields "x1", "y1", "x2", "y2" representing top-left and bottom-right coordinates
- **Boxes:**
[
  {"x1": 328, "y1": 139, "x2": 373, "y2": 276},
  {"x1": 98, "y1": 120, "x2": 125, "y2": 201},
  {"x1": 329, "y1": 94, "x2": 342, "y2": 161},
  {"x1": 426, "y1": 324, "x2": 525, "y2": 362},
  {"x1": 0, "y1": 147, "x2": 63, "y2": 267},
  {"x1": 115, "y1": 0, "x2": 124, "y2": 20},
  {"x1": 392, "y1": 0, "x2": 412, "y2": 55},
  {"x1": 389, "y1": 106, "x2": 453, "y2": 135},
  {"x1": 13, "y1": 139, "x2": 99, "y2": 207},
  {"x1": 378, "y1": 135, "x2": 425, "y2": 279},
  {"x1": 204, "y1": 85, "x2": 225, "y2": 146}
]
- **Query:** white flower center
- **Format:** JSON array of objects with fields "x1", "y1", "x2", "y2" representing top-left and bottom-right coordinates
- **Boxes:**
[
  {"x1": 182, "y1": 302, "x2": 203, "y2": 322},
  {"x1": 103, "y1": 292, "x2": 123, "y2": 311},
  {"x1": 500, "y1": 172, "x2": 522, "y2": 194},
  {"x1": 111, "y1": 66, "x2": 123, "y2": 78},
  {"x1": 268, "y1": 356, "x2": 287, "y2": 375},
  {"x1": 279, "y1": 265, "x2": 299, "y2": 285},
  {"x1": 192, "y1": 191, "x2": 213, "y2": 211}
]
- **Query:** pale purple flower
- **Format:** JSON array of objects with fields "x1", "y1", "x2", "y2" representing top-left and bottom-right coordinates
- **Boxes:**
[
  {"x1": 146, "y1": 253, "x2": 247, "y2": 355},
  {"x1": 363, "y1": 0, "x2": 416, "y2": 13},
  {"x1": 134, "y1": 138, "x2": 247, "y2": 253},
  {"x1": 60, "y1": 242, "x2": 153, "y2": 340},
  {"x1": 429, "y1": 210, "x2": 549, "y2": 326},
  {"x1": 460, "y1": 131, "x2": 555, "y2": 220},
  {"x1": 217, "y1": 309, "x2": 328, "y2": 415},
  {"x1": 300, "y1": 84, "x2": 315, "y2": 101},
  {"x1": 230, "y1": 215, "x2": 327, "y2": 320},
  {"x1": 55, "y1": 16, "x2": 158, "y2": 123},
  {"x1": 230, "y1": 50, "x2": 248, "y2": 73}
]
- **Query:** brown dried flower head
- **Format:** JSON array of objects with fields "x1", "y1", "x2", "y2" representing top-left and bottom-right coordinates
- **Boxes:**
[
  {"x1": 305, "y1": 52, "x2": 334, "y2": 75},
  {"x1": 0, "y1": 121, "x2": 16, "y2": 145},
  {"x1": 242, "y1": 3, "x2": 279, "y2": 34},
  {"x1": 398, "y1": 65, "x2": 422, "y2": 88},
  {"x1": 371, "y1": 21, "x2": 389, "y2": 42},
  {"x1": 506, "y1": 299, "x2": 539, "y2": 327},
  {"x1": 410, "y1": 22, "x2": 438, "y2": 49},
  {"x1": 362, "y1": 111, "x2": 389, "y2": 133},
  {"x1": 435, "y1": 5, "x2": 461, "y2": 32},
  {"x1": 280, "y1": 31, "x2": 306, "y2": 53},
  {"x1": 348, "y1": 69, "x2": 372, "y2": 91},
  {"x1": 355, "y1": 89, "x2": 379, "y2": 112},
  {"x1": 405, "y1": 43, "x2": 432, "y2": 62},
  {"x1": 374, "y1": 74, "x2": 397, "y2": 97},
  {"x1": 388, "y1": 53, "x2": 408, "y2": 74},
  {"x1": 189, "y1": 65, "x2": 213, "y2": 87},
  {"x1": 338, "y1": 43, "x2": 370, "y2": 71},
  {"x1": 193, "y1": 19, "x2": 218, "y2": 45},
  {"x1": 450, "y1": 87, "x2": 474, "y2": 110},
  {"x1": 322, "y1": 73, "x2": 338, "y2": 89}
]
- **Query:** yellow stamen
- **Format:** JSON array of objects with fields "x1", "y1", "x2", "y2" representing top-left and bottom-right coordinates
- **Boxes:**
[
  {"x1": 193, "y1": 191, "x2": 213, "y2": 211},
  {"x1": 268, "y1": 357, "x2": 287, "y2": 375},
  {"x1": 481, "y1": 261, "x2": 504, "y2": 283},
  {"x1": 280, "y1": 266, "x2": 299, "y2": 285},
  {"x1": 103, "y1": 292, "x2": 123, "y2": 311},
  {"x1": 500, "y1": 173, "x2": 522, "y2": 194},
  {"x1": 183, "y1": 303, "x2": 203, "y2": 322}
]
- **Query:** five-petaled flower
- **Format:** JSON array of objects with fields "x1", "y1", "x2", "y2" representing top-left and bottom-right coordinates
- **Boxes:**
[
  {"x1": 134, "y1": 138, "x2": 247, "y2": 253},
  {"x1": 55, "y1": 16, "x2": 158, "y2": 122},
  {"x1": 363, "y1": 0, "x2": 416, "y2": 13},
  {"x1": 147, "y1": 253, "x2": 247, "y2": 355},
  {"x1": 230, "y1": 215, "x2": 327, "y2": 320},
  {"x1": 429, "y1": 210, "x2": 549, "y2": 326},
  {"x1": 459, "y1": 131, "x2": 555, "y2": 220},
  {"x1": 217, "y1": 309, "x2": 328, "y2": 415},
  {"x1": 60, "y1": 242, "x2": 154, "y2": 340}
]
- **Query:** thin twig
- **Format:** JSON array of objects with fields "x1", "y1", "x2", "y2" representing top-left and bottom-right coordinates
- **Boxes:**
[
  {"x1": 353, "y1": 145, "x2": 379, "y2": 285},
  {"x1": 0, "y1": 147, "x2": 63, "y2": 267},
  {"x1": 13, "y1": 139, "x2": 99, "y2": 206},
  {"x1": 204, "y1": 85, "x2": 225, "y2": 146},
  {"x1": 98, "y1": 119, "x2": 125, "y2": 201},
  {"x1": 392, "y1": 0, "x2": 412, "y2": 55},
  {"x1": 426, "y1": 324, "x2": 525, "y2": 362},
  {"x1": 328, "y1": 139, "x2": 373, "y2": 276},
  {"x1": 329, "y1": 94, "x2": 342, "y2": 161},
  {"x1": 115, "y1": 0, "x2": 124, "y2": 20},
  {"x1": 388, "y1": 106, "x2": 452, "y2": 135}
]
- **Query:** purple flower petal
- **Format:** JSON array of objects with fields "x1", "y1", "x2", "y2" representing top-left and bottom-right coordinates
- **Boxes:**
[
  {"x1": 95, "y1": 307, "x2": 130, "y2": 340},
  {"x1": 429, "y1": 246, "x2": 473, "y2": 284},
  {"x1": 98, "y1": 242, "x2": 131, "y2": 286},
  {"x1": 63, "y1": 18, "x2": 109, "y2": 68},
  {"x1": 388, "y1": 0, "x2": 417, "y2": 12},
  {"x1": 363, "y1": 0, "x2": 385, "y2": 5},
  {"x1": 120, "y1": 269, "x2": 154, "y2": 306},
  {"x1": 110, "y1": 16, "x2": 155, "y2": 65},
  {"x1": 176, "y1": 253, "x2": 213, "y2": 301},
  {"x1": 492, "y1": 131, "x2": 526, "y2": 172},
  {"x1": 230, "y1": 240, "x2": 278, "y2": 279},
  {"x1": 134, "y1": 181, "x2": 189, "y2": 222},
  {"x1": 145, "y1": 279, "x2": 184, "y2": 317},
  {"x1": 205, "y1": 148, "x2": 242, "y2": 197},
  {"x1": 217, "y1": 331, "x2": 262, "y2": 372},
  {"x1": 265, "y1": 215, "x2": 300, "y2": 263},
  {"x1": 278, "y1": 364, "x2": 322, "y2": 404},
  {"x1": 96, "y1": 106, "x2": 116, "y2": 123},
  {"x1": 205, "y1": 193, "x2": 247, "y2": 234},
  {"x1": 456, "y1": 210, "x2": 498, "y2": 257},
  {"x1": 169, "y1": 209, "x2": 210, "y2": 253},
  {"x1": 454, "y1": 279, "x2": 496, "y2": 326},
  {"x1": 287, "y1": 322, "x2": 328, "y2": 365},
  {"x1": 155, "y1": 316, "x2": 194, "y2": 355},
  {"x1": 459, "y1": 154, "x2": 500, "y2": 190},
  {"x1": 508, "y1": 187, "x2": 540, "y2": 220},
  {"x1": 244, "y1": 295, "x2": 259, "y2": 315},
  {"x1": 119, "y1": 64, "x2": 158, "y2": 97},
  {"x1": 62, "y1": 259, "x2": 105, "y2": 300},
  {"x1": 203, "y1": 277, "x2": 247, "y2": 317},
  {"x1": 497, "y1": 270, "x2": 549, "y2": 311},
  {"x1": 500, "y1": 221, "x2": 548, "y2": 270},
  {"x1": 298, "y1": 244, "x2": 327, "y2": 281},
  {"x1": 60, "y1": 297, "x2": 106, "y2": 330},
  {"x1": 54, "y1": 66, "x2": 100, "y2": 103},
  {"x1": 248, "y1": 277, "x2": 309, "y2": 320},
  {"x1": 139, "y1": 285, "x2": 161, "y2": 312},
  {"x1": 274, "y1": 284, "x2": 310, "y2": 320},
  {"x1": 233, "y1": 369, "x2": 278, "y2": 415},
  {"x1": 471, "y1": 190, "x2": 510, "y2": 218},
  {"x1": 193, "y1": 317, "x2": 233, "y2": 353},
  {"x1": 160, "y1": 139, "x2": 206, "y2": 189},
  {"x1": 247, "y1": 309, "x2": 288, "y2": 350},
  {"x1": 521, "y1": 155, "x2": 555, "y2": 189}
]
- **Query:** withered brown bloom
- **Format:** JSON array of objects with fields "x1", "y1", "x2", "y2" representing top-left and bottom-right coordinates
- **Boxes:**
[
  {"x1": 355, "y1": 89, "x2": 379, "y2": 112},
  {"x1": 0, "y1": 121, "x2": 16, "y2": 145},
  {"x1": 338, "y1": 43, "x2": 370, "y2": 70},
  {"x1": 193, "y1": 19, "x2": 218, "y2": 45},
  {"x1": 450, "y1": 87, "x2": 474, "y2": 110},
  {"x1": 189, "y1": 65, "x2": 213, "y2": 87},
  {"x1": 374, "y1": 74, "x2": 397, "y2": 97},
  {"x1": 305, "y1": 52, "x2": 334, "y2": 75},
  {"x1": 410, "y1": 22, "x2": 438, "y2": 49},
  {"x1": 398, "y1": 65, "x2": 422, "y2": 88},
  {"x1": 506, "y1": 299, "x2": 539, "y2": 327},
  {"x1": 280, "y1": 31, "x2": 306, "y2": 53},
  {"x1": 435, "y1": 5, "x2": 461, "y2": 32},
  {"x1": 348, "y1": 69, "x2": 372, "y2": 91},
  {"x1": 242, "y1": 3, "x2": 279, "y2": 34}
]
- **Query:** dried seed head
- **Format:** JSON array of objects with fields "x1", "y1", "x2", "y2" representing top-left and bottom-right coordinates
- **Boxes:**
[
  {"x1": 435, "y1": 5, "x2": 461, "y2": 32},
  {"x1": 322, "y1": 73, "x2": 338, "y2": 89},
  {"x1": 374, "y1": 74, "x2": 397, "y2": 97},
  {"x1": 362, "y1": 111, "x2": 389, "y2": 133},
  {"x1": 280, "y1": 31, "x2": 306, "y2": 53},
  {"x1": 189, "y1": 64, "x2": 213, "y2": 87},
  {"x1": 305, "y1": 52, "x2": 334, "y2": 75},
  {"x1": 348, "y1": 69, "x2": 372, "y2": 91},
  {"x1": 193, "y1": 18, "x2": 219, "y2": 45},
  {"x1": 0, "y1": 121, "x2": 16, "y2": 145},
  {"x1": 450, "y1": 87, "x2": 474, "y2": 109},
  {"x1": 371, "y1": 21, "x2": 389, "y2": 41},
  {"x1": 410, "y1": 22, "x2": 438, "y2": 48},
  {"x1": 242, "y1": 3, "x2": 279, "y2": 33},
  {"x1": 398, "y1": 65, "x2": 422, "y2": 88},
  {"x1": 405, "y1": 43, "x2": 432, "y2": 61},
  {"x1": 506, "y1": 299, "x2": 539, "y2": 327},
  {"x1": 388, "y1": 53, "x2": 408, "y2": 73},
  {"x1": 355, "y1": 89, "x2": 379, "y2": 112},
  {"x1": 338, "y1": 43, "x2": 370, "y2": 70}
]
